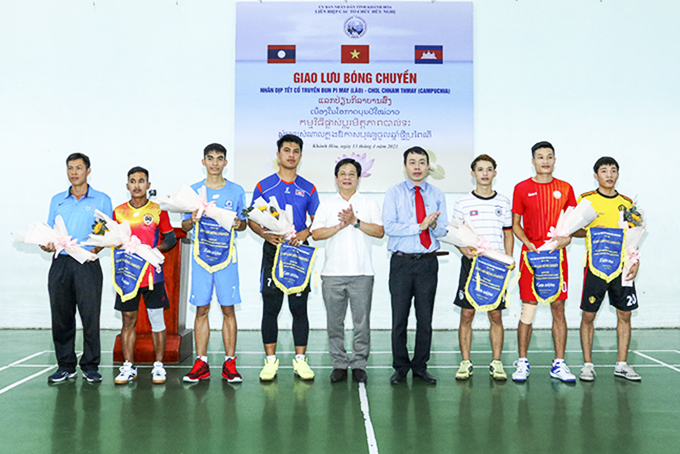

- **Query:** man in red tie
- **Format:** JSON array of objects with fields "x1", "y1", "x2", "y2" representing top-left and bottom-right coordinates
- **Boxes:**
[{"x1": 383, "y1": 146, "x2": 448, "y2": 385}]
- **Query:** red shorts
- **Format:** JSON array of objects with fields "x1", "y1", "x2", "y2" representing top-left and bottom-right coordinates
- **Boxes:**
[{"x1": 518, "y1": 243, "x2": 569, "y2": 302}]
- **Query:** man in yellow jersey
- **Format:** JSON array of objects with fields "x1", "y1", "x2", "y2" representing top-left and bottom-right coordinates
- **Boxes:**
[{"x1": 575, "y1": 157, "x2": 641, "y2": 381}]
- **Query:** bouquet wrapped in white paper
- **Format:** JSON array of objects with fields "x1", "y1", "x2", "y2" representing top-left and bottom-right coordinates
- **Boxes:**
[
  {"x1": 83, "y1": 210, "x2": 165, "y2": 270},
  {"x1": 441, "y1": 218, "x2": 515, "y2": 267},
  {"x1": 242, "y1": 196, "x2": 296, "y2": 238},
  {"x1": 618, "y1": 208, "x2": 646, "y2": 287},
  {"x1": 13, "y1": 215, "x2": 98, "y2": 264},
  {"x1": 537, "y1": 199, "x2": 598, "y2": 252},
  {"x1": 159, "y1": 184, "x2": 237, "y2": 231}
]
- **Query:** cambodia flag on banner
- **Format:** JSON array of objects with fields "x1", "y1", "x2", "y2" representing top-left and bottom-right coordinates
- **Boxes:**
[
  {"x1": 268, "y1": 45, "x2": 296, "y2": 63},
  {"x1": 341, "y1": 45, "x2": 369, "y2": 64},
  {"x1": 414, "y1": 45, "x2": 443, "y2": 64}
]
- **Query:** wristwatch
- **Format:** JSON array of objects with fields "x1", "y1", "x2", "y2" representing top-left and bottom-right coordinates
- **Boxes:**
[{"x1": 353, "y1": 219, "x2": 361, "y2": 229}]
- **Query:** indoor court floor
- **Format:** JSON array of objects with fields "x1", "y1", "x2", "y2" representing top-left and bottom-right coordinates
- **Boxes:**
[{"x1": 1, "y1": 328, "x2": 679, "y2": 454}]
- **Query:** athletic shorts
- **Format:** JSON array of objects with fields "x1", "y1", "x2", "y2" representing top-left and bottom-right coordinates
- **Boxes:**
[
  {"x1": 518, "y1": 245, "x2": 568, "y2": 302},
  {"x1": 454, "y1": 256, "x2": 506, "y2": 311},
  {"x1": 580, "y1": 266, "x2": 638, "y2": 312},
  {"x1": 190, "y1": 261, "x2": 241, "y2": 307},
  {"x1": 115, "y1": 284, "x2": 169, "y2": 312}
]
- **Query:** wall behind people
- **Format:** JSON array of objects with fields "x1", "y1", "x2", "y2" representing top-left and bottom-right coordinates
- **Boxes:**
[{"x1": 2, "y1": 0, "x2": 679, "y2": 331}]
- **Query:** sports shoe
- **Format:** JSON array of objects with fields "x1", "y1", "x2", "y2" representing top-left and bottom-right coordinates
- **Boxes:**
[
  {"x1": 455, "y1": 360, "x2": 474, "y2": 380},
  {"x1": 152, "y1": 361, "x2": 166, "y2": 384},
  {"x1": 115, "y1": 361, "x2": 138, "y2": 384},
  {"x1": 550, "y1": 360, "x2": 576, "y2": 383},
  {"x1": 614, "y1": 364, "x2": 641, "y2": 381},
  {"x1": 580, "y1": 363, "x2": 596, "y2": 382},
  {"x1": 82, "y1": 370, "x2": 103, "y2": 383},
  {"x1": 259, "y1": 357, "x2": 279, "y2": 381},
  {"x1": 490, "y1": 360, "x2": 507, "y2": 381},
  {"x1": 512, "y1": 359, "x2": 530, "y2": 382},
  {"x1": 292, "y1": 357, "x2": 315, "y2": 380},
  {"x1": 183, "y1": 357, "x2": 210, "y2": 383},
  {"x1": 47, "y1": 369, "x2": 77, "y2": 383},
  {"x1": 222, "y1": 357, "x2": 243, "y2": 383}
]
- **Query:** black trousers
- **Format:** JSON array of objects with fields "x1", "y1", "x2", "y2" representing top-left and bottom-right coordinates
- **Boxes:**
[
  {"x1": 389, "y1": 253, "x2": 438, "y2": 374},
  {"x1": 48, "y1": 255, "x2": 103, "y2": 372},
  {"x1": 260, "y1": 241, "x2": 310, "y2": 347}
]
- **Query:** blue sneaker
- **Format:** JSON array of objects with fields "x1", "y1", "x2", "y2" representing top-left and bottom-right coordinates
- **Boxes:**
[
  {"x1": 550, "y1": 360, "x2": 576, "y2": 383},
  {"x1": 512, "y1": 359, "x2": 530, "y2": 382},
  {"x1": 47, "y1": 370, "x2": 77, "y2": 383},
  {"x1": 82, "y1": 370, "x2": 103, "y2": 383}
]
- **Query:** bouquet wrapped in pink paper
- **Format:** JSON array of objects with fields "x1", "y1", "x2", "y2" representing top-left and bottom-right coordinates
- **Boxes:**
[
  {"x1": 83, "y1": 210, "x2": 165, "y2": 270},
  {"x1": 159, "y1": 184, "x2": 237, "y2": 231},
  {"x1": 618, "y1": 205, "x2": 646, "y2": 287},
  {"x1": 13, "y1": 215, "x2": 98, "y2": 264},
  {"x1": 441, "y1": 218, "x2": 515, "y2": 267},
  {"x1": 537, "y1": 198, "x2": 598, "y2": 252},
  {"x1": 242, "y1": 196, "x2": 296, "y2": 238}
]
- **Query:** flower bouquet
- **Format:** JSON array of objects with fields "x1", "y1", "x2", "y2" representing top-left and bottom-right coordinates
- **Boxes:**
[
  {"x1": 441, "y1": 218, "x2": 515, "y2": 267},
  {"x1": 537, "y1": 199, "x2": 598, "y2": 252},
  {"x1": 159, "y1": 184, "x2": 237, "y2": 231},
  {"x1": 83, "y1": 210, "x2": 165, "y2": 270},
  {"x1": 242, "y1": 196, "x2": 295, "y2": 239},
  {"x1": 618, "y1": 203, "x2": 646, "y2": 287},
  {"x1": 13, "y1": 215, "x2": 98, "y2": 264}
]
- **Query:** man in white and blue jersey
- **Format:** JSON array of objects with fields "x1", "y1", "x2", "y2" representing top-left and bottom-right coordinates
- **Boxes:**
[
  {"x1": 383, "y1": 146, "x2": 448, "y2": 385},
  {"x1": 248, "y1": 134, "x2": 320, "y2": 381},
  {"x1": 43, "y1": 153, "x2": 112, "y2": 383},
  {"x1": 182, "y1": 143, "x2": 247, "y2": 384},
  {"x1": 452, "y1": 154, "x2": 513, "y2": 381}
]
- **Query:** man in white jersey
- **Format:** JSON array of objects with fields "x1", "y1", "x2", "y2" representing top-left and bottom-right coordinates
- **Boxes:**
[{"x1": 452, "y1": 154, "x2": 514, "y2": 381}]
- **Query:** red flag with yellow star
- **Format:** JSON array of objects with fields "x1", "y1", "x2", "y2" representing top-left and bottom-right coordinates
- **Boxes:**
[{"x1": 341, "y1": 45, "x2": 369, "y2": 64}]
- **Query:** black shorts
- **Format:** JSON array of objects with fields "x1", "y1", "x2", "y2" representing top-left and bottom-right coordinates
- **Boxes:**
[
  {"x1": 580, "y1": 267, "x2": 638, "y2": 312},
  {"x1": 114, "y1": 283, "x2": 169, "y2": 312},
  {"x1": 454, "y1": 256, "x2": 506, "y2": 311}
]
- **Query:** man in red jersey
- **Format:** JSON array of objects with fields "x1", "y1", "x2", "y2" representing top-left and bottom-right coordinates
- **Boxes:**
[{"x1": 511, "y1": 142, "x2": 577, "y2": 383}]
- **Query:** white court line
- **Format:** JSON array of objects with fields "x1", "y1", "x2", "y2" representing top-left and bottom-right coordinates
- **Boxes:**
[
  {"x1": 633, "y1": 351, "x2": 680, "y2": 373},
  {"x1": 0, "y1": 350, "x2": 50, "y2": 372},
  {"x1": 0, "y1": 365, "x2": 55, "y2": 396},
  {"x1": 358, "y1": 383, "x2": 379, "y2": 454}
]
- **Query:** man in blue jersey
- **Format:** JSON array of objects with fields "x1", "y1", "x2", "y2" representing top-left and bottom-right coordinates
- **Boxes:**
[
  {"x1": 249, "y1": 134, "x2": 320, "y2": 381},
  {"x1": 43, "y1": 153, "x2": 112, "y2": 383},
  {"x1": 182, "y1": 143, "x2": 247, "y2": 383}
]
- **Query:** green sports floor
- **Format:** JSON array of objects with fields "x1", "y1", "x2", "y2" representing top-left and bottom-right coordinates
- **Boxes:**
[{"x1": 1, "y1": 328, "x2": 679, "y2": 454}]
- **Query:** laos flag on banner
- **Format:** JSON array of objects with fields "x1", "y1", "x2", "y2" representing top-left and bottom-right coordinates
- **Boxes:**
[{"x1": 268, "y1": 45, "x2": 296, "y2": 63}]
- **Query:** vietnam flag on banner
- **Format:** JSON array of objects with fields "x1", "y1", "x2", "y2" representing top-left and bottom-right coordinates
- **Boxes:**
[
  {"x1": 341, "y1": 45, "x2": 369, "y2": 64},
  {"x1": 268, "y1": 45, "x2": 296, "y2": 63}
]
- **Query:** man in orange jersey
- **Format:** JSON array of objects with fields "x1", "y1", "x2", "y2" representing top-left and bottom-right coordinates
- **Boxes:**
[
  {"x1": 575, "y1": 157, "x2": 641, "y2": 382},
  {"x1": 511, "y1": 142, "x2": 577, "y2": 383},
  {"x1": 112, "y1": 167, "x2": 176, "y2": 385}
]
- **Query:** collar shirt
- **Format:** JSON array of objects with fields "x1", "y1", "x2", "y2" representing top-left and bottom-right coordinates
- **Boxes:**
[
  {"x1": 310, "y1": 192, "x2": 382, "y2": 276},
  {"x1": 383, "y1": 179, "x2": 448, "y2": 253},
  {"x1": 48, "y1": 185, "x2": 113, "y2": 252}
]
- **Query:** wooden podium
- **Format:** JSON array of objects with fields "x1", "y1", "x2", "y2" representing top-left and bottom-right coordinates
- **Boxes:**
[{"x1": 113, "y1": 228, "x2": 194, "y2": 364}]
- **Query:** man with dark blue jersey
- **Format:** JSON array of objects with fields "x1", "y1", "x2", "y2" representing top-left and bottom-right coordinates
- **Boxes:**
[
  {"x1": 248, "y1": 134, "x2": 320, "y2": 381},
  {"x1": 43, "y1": 153, "x2": 112, "y2": 383}
]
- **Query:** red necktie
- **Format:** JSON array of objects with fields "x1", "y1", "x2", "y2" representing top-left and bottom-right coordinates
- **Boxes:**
[{"x1": 414, "y1": 186, "x2": 431, "y2": 249}]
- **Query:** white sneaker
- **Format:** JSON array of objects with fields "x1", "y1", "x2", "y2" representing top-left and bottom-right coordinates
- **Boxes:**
[
  {"x1": 512, "y1": 359, "x2": 530, "y2": 382},
  {"x1": 550, "y1": 360, "x2": 576, "y2": 383},
  {"x1": 115, "y1": 361, "x2": 137, "y2": 385},
  {"x1": 614, "y1": 364, "x2": 641, "y2": 381},
  {"x1": 580, "y1": 363, "x2": 596, "y2": 381},
  {"x1": 152, "y1": 361, "x2": 166, "y2": 384}
]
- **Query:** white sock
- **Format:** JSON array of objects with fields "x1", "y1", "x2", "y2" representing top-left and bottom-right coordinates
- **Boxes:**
[
  {"x1": 225, "y1": 356, "x2": 234, "y2": 362},
  {"x1": 266, "y1": 355, "x2": 277, "y2": 362},
  {"x1": 199, "y1": 356, "x2": 208, "y2": 364},
  {"x1": 295, "y1": 354, "x2": 305, "y2": 360},
  {"x1": 153, "y1": 361, "x2": 163, "y2": 368},
  {"x1": 584, "y1": 362, "x2": 594, "y2": 367},
  {"x1": 616, "y1": 361, "x2": 627, "y2": 368},
  {"x1": 554, "y1": 358, "x2": 564, "y2": 364}
]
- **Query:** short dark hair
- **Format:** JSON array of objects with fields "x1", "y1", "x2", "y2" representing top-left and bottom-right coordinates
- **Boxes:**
[
  {"x1": 204, "y1": 143, "x2": 227, "y2": 158},
  {"x1": 470, "y1": 154, "x2": 497, "y2": 171},
  {"x1": 334, "y1": 158, "x2": 362, "y2": 177},
  {"x1": 403, "y1": 146, "x2": 429, "y2": 164},
  {"x1": 127, "y1": 166, "x2": 149, "y2": 180},
  {"x1": 593, "y1": 156, "x2": 619, "y2": 173},
  {"x1": 277, "y1": 134, "x2": 304, "y2": 152},
  {"x1": 531, "y1": 141, "x2": 555, "y2": 157},
  {"x1": 66, "y1": 153, "x2": 90, "y2": 169}
]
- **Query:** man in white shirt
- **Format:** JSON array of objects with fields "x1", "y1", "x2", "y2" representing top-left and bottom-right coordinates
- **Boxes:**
[{"x1": 310, "y1": 158, "x2": 384, "y2": 383}]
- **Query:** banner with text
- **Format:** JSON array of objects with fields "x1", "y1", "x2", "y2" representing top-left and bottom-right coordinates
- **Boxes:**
[{"x1": 235, "y1": 2, "x2": 473, "y2": 192}]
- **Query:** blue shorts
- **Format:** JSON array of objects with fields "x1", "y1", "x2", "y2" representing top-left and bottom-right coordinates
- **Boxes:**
[{"x1": 190, "y1": 261, "x2": 241, "y2": 307}]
